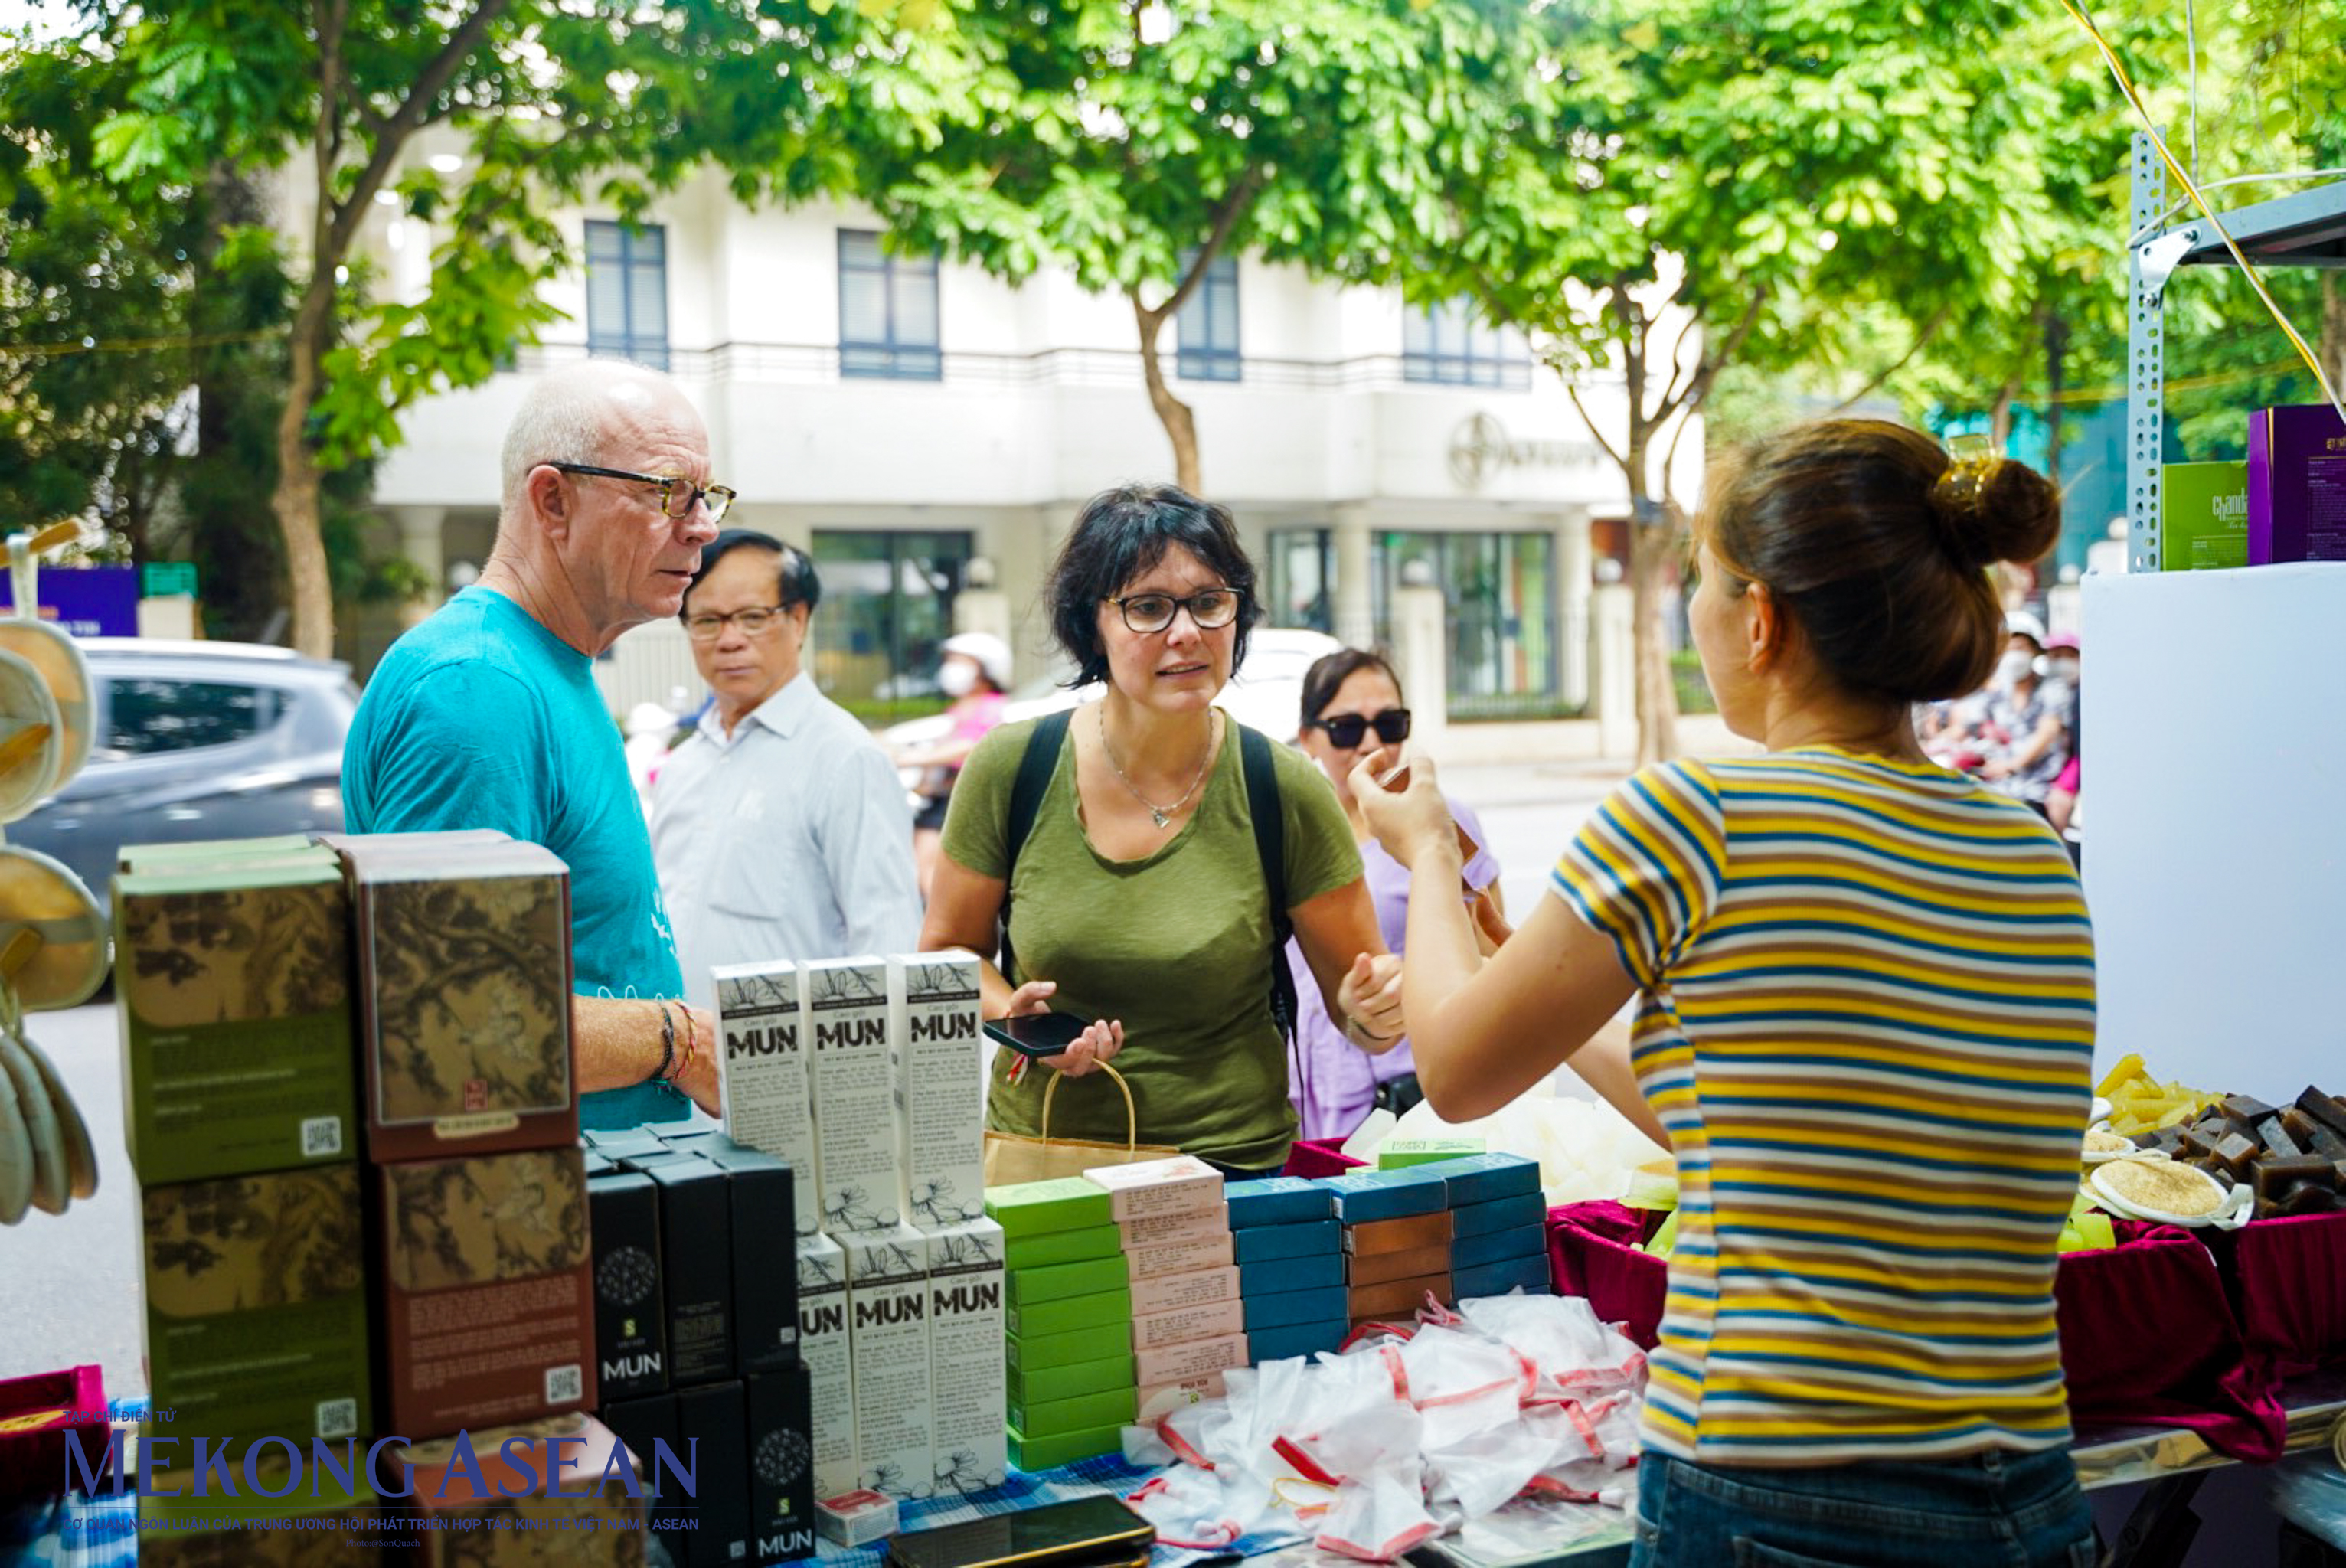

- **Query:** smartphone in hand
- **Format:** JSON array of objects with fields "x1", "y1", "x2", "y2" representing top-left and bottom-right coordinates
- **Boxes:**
[{"x1": 981, "y1": 1011, "x2": 1093, "y2": 1060}]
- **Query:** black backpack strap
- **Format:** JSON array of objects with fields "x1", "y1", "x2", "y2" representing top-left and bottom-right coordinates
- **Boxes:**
[
  {"x1": 1238, "y1": 724, "x2": 1299, "y2": 1047},
  {"x1": 998, "y1": 707, "x2": 1073, "y2": 982}
]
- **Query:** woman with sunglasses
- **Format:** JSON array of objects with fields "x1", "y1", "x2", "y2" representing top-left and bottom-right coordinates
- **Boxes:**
[
  {"x1": 1282, "y1": 648, "x2": 1501, "y2": 1141},
  {"x1": 920, "y1": 485, "x2": 1406, "y2": 1177},
  {"x1": 1352, "y1": 422, "x2": 2093, "y2": 1568}
]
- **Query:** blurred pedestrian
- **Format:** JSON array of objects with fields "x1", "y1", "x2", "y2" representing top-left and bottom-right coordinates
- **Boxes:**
[
  {"x1": 1977, "y1": 614, "x2": 2073, "y2": 811},
  {"x1": 897, "y1": 631, "x2": 1012, "y2": 902},
  {"x1": 650, "y1": 531, "x2": 920, "y2": 1008}
]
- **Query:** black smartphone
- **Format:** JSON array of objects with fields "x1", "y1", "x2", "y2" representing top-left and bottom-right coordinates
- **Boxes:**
[
  {"x1": 982, "y1": 1011, "x2": 1093, "y2": 1059},
  {"x1": 886, "y1": 1494, "x2": 1152, "y2": 1568}
]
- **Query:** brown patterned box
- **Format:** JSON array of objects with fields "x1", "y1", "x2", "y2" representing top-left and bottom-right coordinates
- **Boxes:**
[
  {"x1": 375, "y1": 1147, "x2": 596, "y2": 1435},
  {"x1": 343, "y1": 841, "x2": 577, "y2": 1162},
  {"x1": 403, "y1": 1413, "x2": 648, "y2": 1567}
]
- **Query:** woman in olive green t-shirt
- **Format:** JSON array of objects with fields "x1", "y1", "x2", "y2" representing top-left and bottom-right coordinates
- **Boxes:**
[{"x1": 920, "y1": 485, "x2": 1407, "y2": 1174}]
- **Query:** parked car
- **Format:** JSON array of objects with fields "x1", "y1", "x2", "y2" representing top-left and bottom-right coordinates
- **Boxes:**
[
  {"x1": 881, "y1": 626, "x2": 1345, "y2": 796},
  {"x1": 9, "y1": 639, "x2": 358, "y2": 917}
]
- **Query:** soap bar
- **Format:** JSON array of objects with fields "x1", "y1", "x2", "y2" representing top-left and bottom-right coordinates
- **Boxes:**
[
  {"x1": 985, "y1": 1178, "x2": 1114, "y2": 1237},
  {"x1": 1345, "y1": 1211, "x2": 1456, "y2": 1256},
  {"x1": 2222, "y1": 1095, "x2": 2279, "y2": 1132},
  {"x1": 2251, "y1": 1155, "x2": 2335, "y2": 1202},
  {"x1": 2294, "y1": 1086, "x2": 2346, "y2": 1142},
  {"x1": 1233, "y1": 1219, "x2": 1340, "y2": 1264},
  {"x1": 1224, "y1": 1176, "x2": 1332, "y2": 1228},
  {"x1": 1243, "y1": 1284, "x2": 1349, "y2": 1332},
  {"x1": 2259, "y1": 1117, "x2": 2305, "y2": 1159},
  {"x1": 2277, "y1": 1181, "x2": 2340, "y2": 1217},
  {"x1": 2212, "y1": 1131, "x2": 2260, "y2": 1179},
  {"x1": 2177, "y1": 1123, "x2": 2223, "y2": 1162},
  {"x1": 1348, "y1": 1242, "x2": 1454, "y2": 1287}
]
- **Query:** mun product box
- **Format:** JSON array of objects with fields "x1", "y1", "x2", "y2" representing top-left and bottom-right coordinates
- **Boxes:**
[
  {"x1": 714, "y1": 959, "x2": 820, "y2": 1236},
  {"x1": 376, "y1": 1146, "x2": 596, "y2": 1435},
  {"x1": 844, "y1": 1224, "x2": 933, "y2": 1500},
  {"x1": 139, "y1": 1165, "x2": 371, "y2": 1465},
  {"x1": 795, "y1": 1232, "x2": 856, "y2": 1499},
  {"x1": 345, "y1": 841, "x2": 578, "y2": 1161},
  {"x1": 642, "y1": 1158, "x2": 735, "y2": 1388},
  {"x1": 704, "y1": 1144, "x2": 801, "y2": 1375},
  {"x1": 675, "y1": 1381, "x2": 752, "y2": 1568},
  {"x1": 923, "y1": 1217, "x2": 1008, "y2": 1495},
  {"x1": 802, "y1": 958, "x2": 906, "y2": 1233},
  {"x1": 890, "y1": 952, "x2": 987, "y2": 1229},
  {"x1": 2249, "y1": 403, "x2": 2346, "y2": 564},
  {"x1": 748, "y1": 1362, "x2": 819, "y2": 1566},
  {"x1": 587, "y1": 1170, "x2": 671, "y2": 1401},
  {"x1": 115, "y1": 858, "x2": 356, "y2": 1185}
]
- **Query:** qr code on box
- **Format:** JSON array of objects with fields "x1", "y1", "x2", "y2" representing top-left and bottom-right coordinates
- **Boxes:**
[
  {"x1": 301, "y1": 1116, "x2": 344, "y2": 1158},
  {"x1": 316, "y1": 1399, "x2": 358, "y2": 1439},
  {"x1": 545, "y1": 1364, "x2": 583, "y2": 1405}
]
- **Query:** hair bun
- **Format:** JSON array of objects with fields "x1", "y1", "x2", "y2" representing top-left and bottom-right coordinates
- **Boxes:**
[{"x1": 1926, "y1": 453, "x2": 2061, "y2": 567}]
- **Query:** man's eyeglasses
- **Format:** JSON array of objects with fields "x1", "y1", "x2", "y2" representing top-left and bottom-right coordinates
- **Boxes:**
[
  {"x1": 683, "y1": 603, "x2": 796, "y2": 642},
  {"x1": 1308, "y1": 709, "x2": 1412, "y2": 749},
  {"x1": 546, "y1": 462, "x2": 737, "y2": 524},
  {"x1": 1107, "y1": 588, "x2": 1245, "y2": 635}
]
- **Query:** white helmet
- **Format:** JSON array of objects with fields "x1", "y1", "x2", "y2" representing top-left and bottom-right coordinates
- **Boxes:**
[
  {"x1": 2003, "y1": 609, "x2": 2047, "y2": 645},
  {"x1": 940, "y1": 632, "x2": 1012, "y2": 689}
]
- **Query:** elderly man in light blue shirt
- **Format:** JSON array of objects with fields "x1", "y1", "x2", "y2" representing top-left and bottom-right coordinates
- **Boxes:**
[{"x1": 650, "y1": 530, "x2": 922, "y2": 1008}]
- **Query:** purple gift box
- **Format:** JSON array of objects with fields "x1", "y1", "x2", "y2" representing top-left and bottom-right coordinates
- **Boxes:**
[{"x1": 2247, "y1": 403, "x2": 2346, "y2": 564}]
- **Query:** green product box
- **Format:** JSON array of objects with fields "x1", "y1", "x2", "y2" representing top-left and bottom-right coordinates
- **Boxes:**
[
  {"x1": 115, "y1": 861, "x2": 357, "y2": 1185},
  {"x1": 1007, "y1": 1253, "x2": 1131, "y2": 1308},
  {"x1": 118, "y1": 836, "x2": 325, "y2": 873},
  {"x1": 1004, "y1": 1285, "x2": 1130, "y2": 1339},
  {"x1": 140, "y1": 1164, "x2": 373, "y2": 1465},
  {"x1": 2160, "y1": 461, "x2": 2249, "y2": 571},
  {"x1": 1004, "y1": 1223, "x2": 1123, "y2": 1272},
  {"x1": 1008, "y1": 1385, "x2": 1138, "y2": 1438},
  {"x1": 1005, "y1": 1318, "x2": 1132, "y2": 1374},
  {"x1": 1377, "y1": 1137, "x2": 1487, "y2": 1170},
  {"x1": 984, "y1": 1177, "x2": 1115, "y2": 1237},
  {"x1": 1005, "y1": 1351, "x2": 1136, "y2": 1408},
  {"x1": 1008, "y1": 1420, "x2": 1127, "y2": 1473}
]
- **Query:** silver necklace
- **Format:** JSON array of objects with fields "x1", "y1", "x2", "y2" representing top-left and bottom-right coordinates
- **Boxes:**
[{"x1": 1099, "y1": 706, "x2": 1215, "y2": 829}]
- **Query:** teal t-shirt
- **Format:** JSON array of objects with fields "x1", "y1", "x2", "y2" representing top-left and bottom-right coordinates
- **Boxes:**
[{"x1": 342, "y1": 587, "x2": 688, "y2": 1129}]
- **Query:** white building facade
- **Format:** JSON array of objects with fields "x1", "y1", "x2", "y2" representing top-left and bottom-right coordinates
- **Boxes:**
[{"x1": 361, "y1": 166, "x2": 1701, "y2": 721}]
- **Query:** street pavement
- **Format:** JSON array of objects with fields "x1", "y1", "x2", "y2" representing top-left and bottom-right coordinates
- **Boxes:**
[{"x1": 0, "y1": 756, "x2": 1635, "y2": 1397}]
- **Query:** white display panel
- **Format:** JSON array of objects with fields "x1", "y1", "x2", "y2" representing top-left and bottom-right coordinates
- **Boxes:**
[{"x1": 2083, "y1": 563, "x2": 2346, "y2": 1093}]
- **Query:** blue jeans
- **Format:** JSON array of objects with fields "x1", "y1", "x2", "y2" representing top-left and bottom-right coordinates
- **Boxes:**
[{"x1": 1627, "y1": 1447, "x2": 2096, "y2": 1568}]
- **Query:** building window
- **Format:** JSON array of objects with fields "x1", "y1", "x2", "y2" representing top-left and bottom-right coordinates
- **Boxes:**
[
  {"x1": 584, "y1": 220, "x2": 670, "y2": 370},
  {"x1": 1266, "y1": 528, "x2": 1333, "y2": 632},
  {"x1": 838, "y1": 231, "x2": 943, "y2": 381},
  {"x1": 1403, "y1": 299, "x2": 1530, "y2": 390},
  {"x1": 1373, "y1": 530, "x2": 1568, "y2": 719},
  {"x1": 1175, "y1": 252, "x2": 1241, "y2": 383},
  {"x1": 807, "y1": 530, "x2": 974, "y2": 718}
]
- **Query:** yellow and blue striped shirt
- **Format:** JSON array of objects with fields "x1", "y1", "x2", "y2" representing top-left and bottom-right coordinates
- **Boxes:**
[{"x1": 1553, "y1": 747, "x2": 2094, "y2": 1467}]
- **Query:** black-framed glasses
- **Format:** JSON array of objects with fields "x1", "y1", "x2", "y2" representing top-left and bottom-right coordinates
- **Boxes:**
[
  {"x1": 682, "y1": 603, "x2": 796, "y2": 642},
  {"x1": 1309, "y1": 709, "x2": 1411, "y2": 749},
  {"x1": 545, "y1": 461, "x2": 736, "y2": 524},
  {"x1": 1107, "y1": 587, "x2": 1245, "y2": 634}
]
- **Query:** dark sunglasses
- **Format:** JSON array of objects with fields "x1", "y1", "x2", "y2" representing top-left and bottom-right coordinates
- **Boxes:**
[{"x1": 1308, "y1": 709, "x2": 1411, "y2": 749}]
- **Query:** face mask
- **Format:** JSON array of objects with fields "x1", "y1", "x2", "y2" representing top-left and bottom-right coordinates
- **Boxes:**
[
  {"x1": 1995, "y1": 651, "x2": 2035, "y2": 688},
  {"x1": 938, "y1": 661, "x2": 978, "y2": 697}
]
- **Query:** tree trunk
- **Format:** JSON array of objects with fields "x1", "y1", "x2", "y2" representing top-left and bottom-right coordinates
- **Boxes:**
[
  {"x1": 1989, "y1": 379, "x2": 2018, "y2": 450},
  {"x1": 275, "y1": 272, "x2": 338, "y2": 658},
  {"x1": 1626, "y1": 491, "x2": 1682, "y2": 769},
  {"x1": 1131, "y1": 293, "x2": 1202, "y2": 495},
  {"x1": 2043, "y1": 313, "x2": 2068, "y2": 489}
]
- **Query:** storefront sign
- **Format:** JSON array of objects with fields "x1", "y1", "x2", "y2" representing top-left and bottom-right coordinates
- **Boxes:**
[
  {"x1": 0, "y1": 565, "x2": 139, "y2": 637},
  {"x1": 1449, "y1": 413, "x2": 1605, "y2": 492}
]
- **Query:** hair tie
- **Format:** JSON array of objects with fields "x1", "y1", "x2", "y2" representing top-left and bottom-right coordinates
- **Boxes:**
[{"x1": 1930, "y1": 431, "x2": 2001, "y2": 519}]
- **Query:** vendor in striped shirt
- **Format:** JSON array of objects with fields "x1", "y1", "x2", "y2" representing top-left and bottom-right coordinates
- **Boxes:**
[{"x1": 1353, "y1": 419, "x2": 2096, "y2": 1568}]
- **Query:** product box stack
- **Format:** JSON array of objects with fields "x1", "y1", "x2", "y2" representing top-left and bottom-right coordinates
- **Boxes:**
[
  {"x1": 1084, "y1": 1157, "x2": 1247, "y2": 1455},
  {"x1": 1224, "y1": 1176, "x2": 1346, "y2": 1364},
  {"x1": 1328, "y1": 1165, "x2": 1458, "y2": 1331},
  {"x1": 1430, "y1": 1154, "x2": 1552, "y2": 1300},
  {"x1": 586, "y1": 1121, "x2": 813, "y2": 1568},
  {"x1": 987, "y1": 1175, "x2": 1132, "y2": 1472},
  {"x1": 113, "y1": 841, "x2": 374, "y2": 1523}
]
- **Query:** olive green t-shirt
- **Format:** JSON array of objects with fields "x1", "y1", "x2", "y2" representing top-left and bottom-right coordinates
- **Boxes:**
[{"x1": 943, "y1": 711, "x2": 1363, "y2": 1170}]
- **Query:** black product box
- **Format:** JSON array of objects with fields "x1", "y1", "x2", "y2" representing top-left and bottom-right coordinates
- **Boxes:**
[
  {"x1": 585, "y1": 1129, "x2": 666, "y2": 1158},
  {"x1": 706, "y1": 1145, "x2": 799, "y2": 1374},
  {"x1": 675, "y1": 1380, "x2": 751, "y2": 1568},
  {"x1": 588, "y1": 1170, "x2": 671, "y2": 1400},
  {"x1": 645, "y1": 1158, "x2": 735, "y2": 1387},
  {"x1": 602, "y1": 1392, "x2": 685, "y2": 1532},
  {"x1": 661, "y1": 1129, "x2": 734, "y2": 1156},
  {"x1": 582, "y1": 1149, "x2": 615, "y2": 1178},
  {"x1": 747, "y1": 1362, "x2": 818, "y2": 1565}
]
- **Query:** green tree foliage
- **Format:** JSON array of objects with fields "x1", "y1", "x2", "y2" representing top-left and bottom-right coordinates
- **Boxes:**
[{"x1": 818, "y1": 0, "x2": 1526, "y2": 494}]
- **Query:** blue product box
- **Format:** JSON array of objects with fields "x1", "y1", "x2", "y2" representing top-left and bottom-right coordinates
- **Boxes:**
[
  {"x1": 1225, "y1": 1176, "x2": 1334, "y2": 1228},
  {"x1": 1247, "y1": 1319, "x2": 1348, "y2": 1364},
  {"x1": 1451, "y1": 1252, "x2": 1552, "y2": 1300},
  {"x1": 1238, "y1": 1252, "x2": 1345, "y2": 1296},
  {"x1": 1449, "y1": 1191, "x2": 1547, "y2": 1240},
  {"x1": 1232, "y1": 1219, "x2": 1341, "y2": 1265},
  {"x1": 1243, "y1": 1284, "x2": 1350, "y2": 1332},
  {"x1": 1325, "y1": 1168, "x2": 1447, "y2": 1223},
  {"x1": 1449, "y1": 1223, "x2": 1547, "y2": 1272},
  {"x1": 1427, "y1": 1152, "x2": 1541, "y2": 1207}
]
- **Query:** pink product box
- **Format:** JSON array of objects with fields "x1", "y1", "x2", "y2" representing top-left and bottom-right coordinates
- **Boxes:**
[
  {"x1": 1085, "y1": 1156, "x2": 1224, "y2": 1223},
  {"x1": 1132, "y1": 1295, "x2": 1246, "y2": 1352},
  {"x1": 1126, "y1": 1231, "x2": 1233, "y2": 1281},
  {"x1": 1120, "y1": 1204, "x2": 1231, "y2": 1250},
  {"x1": 0, "y1": 1364, "x2": 106, "y2": 1497},
  {"x1": 2248, "y1": 403, "x2": 2346, "y2": 564},
  {"x1": 1135, "y1": 1332, "x2": 1250, "y2": 1387},
  {"x1": 1138, "y1": 1371, "x2": 1227, "y2": 1423},
  {"x1": 1129, "y1": 1265, "x2": 1240, "y2": 1318}
]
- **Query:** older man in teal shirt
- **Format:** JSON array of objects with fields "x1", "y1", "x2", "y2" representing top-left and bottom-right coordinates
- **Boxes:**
[{"x1": 345, "y1": 361, "x2": 727, "y2": 1127}]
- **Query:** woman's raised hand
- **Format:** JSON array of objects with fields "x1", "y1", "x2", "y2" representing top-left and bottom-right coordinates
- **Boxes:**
[{"x1": 1348, "y1": 747, "x2": 1462, "y2": 874}]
